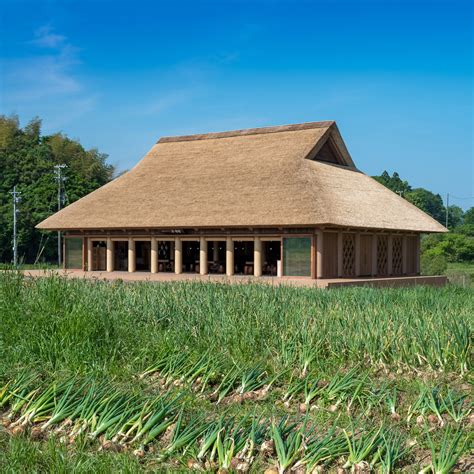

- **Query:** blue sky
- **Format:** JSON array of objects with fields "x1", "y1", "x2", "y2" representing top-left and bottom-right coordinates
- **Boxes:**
[{"x1": 1, "y1": 0, "x2": 472, "y2": 208}]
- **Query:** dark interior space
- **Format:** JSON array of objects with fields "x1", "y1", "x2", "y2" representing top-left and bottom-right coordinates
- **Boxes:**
[
  {"x1": 183, "y1": 241, "x2": 199, "y2": 273},
  {"x1": 135, "y1": 241, "x2": 151, "y2": 271},
  {"x1": 113, "y1": 241, "x2": 128, "y2": 271},
  {"x1": 263, "y1": 240, "x2": 281, "y2": 276},
  {"x1": 158, "y1": 240, "x2": 175, "y2": 272},
  {"x1": 92, "y1": 241, "x2": 106, "y2": 271},
  {"x1": 207, "y1": 241, "x2": 226, "y2": 274},
  {"x1": 234, "y1": 241, "x2": 254, "y2": 275}
]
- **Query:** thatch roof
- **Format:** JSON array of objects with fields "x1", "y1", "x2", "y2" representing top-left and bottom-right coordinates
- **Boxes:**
[{"x1": 37, "y1": 121, "x2": 446, "y2": 233}]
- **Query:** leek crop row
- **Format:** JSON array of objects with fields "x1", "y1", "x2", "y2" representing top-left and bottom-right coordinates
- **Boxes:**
[
  {"x1": 0, "y1": 372, "x2": 470, "y2": 472},
  {"x1": 140, "y1": 354, "x2": 473, "y2": 425}
]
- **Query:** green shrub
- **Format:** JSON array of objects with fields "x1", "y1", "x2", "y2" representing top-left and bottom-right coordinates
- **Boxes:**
[
  {"x1": 421, "y1": 252, "x2": 448, "y2": 275},
  {"x1": 421, "y1": 233, "x2": 474, "y2": 263}
]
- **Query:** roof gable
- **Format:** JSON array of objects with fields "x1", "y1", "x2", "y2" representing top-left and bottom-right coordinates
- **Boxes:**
[
  {"x1": 314, "y1": 140, "x2": 340, "y2": 164},
  {"x1": 303, "y1": 123, "x2": 356, "y2": 168}
]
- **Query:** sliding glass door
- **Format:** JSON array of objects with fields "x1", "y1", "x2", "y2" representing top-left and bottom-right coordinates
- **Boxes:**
[{"x1": 283, "y1": 237, "x2": 311, "y2": 276}]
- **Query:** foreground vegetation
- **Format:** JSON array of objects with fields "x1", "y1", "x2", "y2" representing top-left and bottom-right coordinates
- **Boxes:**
[{"x1": 0, "y1": 273, "x2": 472, "y2": 472}]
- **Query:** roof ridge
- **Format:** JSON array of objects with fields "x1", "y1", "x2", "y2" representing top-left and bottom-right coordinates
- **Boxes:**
[{"x1": 157, "y1": 120, "x2": 335, "y2": 143}]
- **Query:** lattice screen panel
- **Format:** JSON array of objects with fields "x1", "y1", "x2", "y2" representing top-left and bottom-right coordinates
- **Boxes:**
[
  {"x1": 342, "y1": 234, "x2": 355, "y2": 277},
  {"x1": 377, "y1": 235, "x2": 388, "y2": 276},
  {"x1": 392, "y1": 236, "x2": 403, "y2": 275}
]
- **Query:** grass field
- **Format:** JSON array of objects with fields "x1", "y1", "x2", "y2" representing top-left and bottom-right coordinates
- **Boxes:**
[
  {"x1": 446, "y1": 262, "x2": 474, "y2": 288},
  {"x1": 0, "y1": 272, "x2": 472, "y2": 472}
]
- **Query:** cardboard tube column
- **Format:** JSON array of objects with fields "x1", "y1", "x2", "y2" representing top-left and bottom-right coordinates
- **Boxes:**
[
  {"x1": 128, "y1": 238, "x2": 135, "y2": 273},
  {"x1": 151, "y1": 238, "x2": 158, "y2": 274},
  {"x1": 316, "y1": 230, "x2": 324, "y2": 278},
  {"x1": 226, "y1": 237, "x2": 234, "y2": 276},
  {"x1": 200, "y1": 237, "x2": 208, "y2": 275},
  {"x1": 106, "y1": 238, "x2": 114, "y2": 272},
  {"x1": 175, "y1": 238, "x2": 182, "y2": 274},
  {"x1": 254, "y1": 237, "x2": 262, "y2": 277}
]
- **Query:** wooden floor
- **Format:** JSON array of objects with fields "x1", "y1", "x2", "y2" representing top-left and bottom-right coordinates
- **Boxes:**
[{"x1": 20, "y1": 269, "x2": 447, "y2": 289}]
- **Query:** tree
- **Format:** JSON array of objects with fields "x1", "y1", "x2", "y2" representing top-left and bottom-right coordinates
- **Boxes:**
[
  {"x1": 404, "y1": 188, "x2": 445, "y2": 225},
  {"x1": 0, "y1": 115, "x2": 115, "y2": 264},
  {"x1": 446, "y1": 205, "x2": 464, "y2": 229},
  {"x1": 422, "y1": 233, "x2": 474, "y2": 263},
  {"x1": 464, "y1": 207, "x2": 474, "y2": 225},
  {"x1": 373, "y1": 171, "x2": 411, "y2": 196}
]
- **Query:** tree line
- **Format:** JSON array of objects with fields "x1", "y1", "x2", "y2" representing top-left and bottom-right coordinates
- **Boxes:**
[{"x1": 0, "y1": 115, "x2": 115, "y2": 264}]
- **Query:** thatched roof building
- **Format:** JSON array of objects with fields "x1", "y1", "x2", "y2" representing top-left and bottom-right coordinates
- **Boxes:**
[{"x1": 37, "y1": 121, "x2": 446, "y2": 281}]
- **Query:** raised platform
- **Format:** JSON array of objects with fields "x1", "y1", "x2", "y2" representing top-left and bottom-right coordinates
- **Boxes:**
[
  {"x1": 18, "y1": 270, "x2": 447, "y2": 289},
  {"x1": 320, "y1": 275, "x2": 447, "y2": 289}
]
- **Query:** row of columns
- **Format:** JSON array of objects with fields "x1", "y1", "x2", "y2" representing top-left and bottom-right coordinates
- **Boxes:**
[
  {"x1": 87, "y1": 232, "x2": 420, "y2": 278},
  {"x1": 90, "y1": 236, "x2": 267, "y2": 277}
]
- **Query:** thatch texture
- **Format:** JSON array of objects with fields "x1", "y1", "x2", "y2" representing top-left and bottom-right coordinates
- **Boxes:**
[{"x1": 36, "y1": 121, "x2": 446, "y2": 233}]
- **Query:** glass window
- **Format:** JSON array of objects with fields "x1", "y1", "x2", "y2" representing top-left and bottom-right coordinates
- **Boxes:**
[
  {"x1": 283, "y1": 237, "x2": 311, "y2": 276},
  {"x1": 65, "y1": 238, "x2": 83, "y2": 269}
]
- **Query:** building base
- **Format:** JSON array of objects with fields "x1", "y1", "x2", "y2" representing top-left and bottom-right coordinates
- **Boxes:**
[{"x1": 19, "y1": 269, "x2": 447, "y2": 289}]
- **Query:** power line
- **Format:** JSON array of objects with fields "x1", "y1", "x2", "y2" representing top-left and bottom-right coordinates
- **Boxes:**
[
  {"x1": 54, "y1": 164, "x2": 67, "y2": 266},
  {"x1": 449, "y1": 195, "x2": 474, "y2": 200},
  {"x1": 10, "y1": 186, "x2": 21, "y2": 266}
]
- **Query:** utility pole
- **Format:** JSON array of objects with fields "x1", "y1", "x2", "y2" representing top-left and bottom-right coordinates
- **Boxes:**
[
  {"x1": 54, "y1": 164, "x2": 67, "y2": 266},
  {"x1": 10, "y1": 186, "x2": 21, "y2": 266},
  {"x1": 445, "y1": 193, "x2": 449, "y2": 229}
]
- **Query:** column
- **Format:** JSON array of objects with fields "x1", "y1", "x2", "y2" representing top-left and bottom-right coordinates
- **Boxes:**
[
  {"x1": 254, "y1": 237, "x2": 262, "y2": 277},
  {"x1": 337, "y1": 232, "x2": 343, "y2": 277},
  {"x1": 128, "y1": 238, "x2": 136, "y2": 273},
  {"x1": 151, "y1": 237, "x2": 158, "y2": 274},
  {"x1": 355, "y1": 233, "x2": 361, "y2": 276},
  {"x1": 106, "y1": 238, "x2": 114, "y2": 272},
  {"x1": 316, "y1": 230, "x2": 324, "y2": 278},
  {"x1": 371, "y1": 234, "x2": 378, "y2": 276},
  {"x1": 402, "y1": 235, "x2": 408, "y2": 275},
  {"x1": 415, "y1": 234, "x2": 420, "y2": 275},
  {"x1": 199, "y1": 237, "x2": 208, "y2": 275},
  {"x1": 175, "y1": 238, "x2": 182, "y2": 274},
  {"x1": 226, "y1": 237, "x2": 234, "y2": 276},
  {"x1": 387, "y1": 234, "x2": 393, "y2": 275},
  {"x1": 87, "y1": 238, "x2": 93, "y2": 271}
]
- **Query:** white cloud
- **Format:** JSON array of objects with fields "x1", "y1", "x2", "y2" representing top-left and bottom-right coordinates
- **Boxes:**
[
  {"x1": 30, "y1": 25, "x2": 67, "y2": 49},
  {"x1": 0, "y1": 25, "x2": 96, "y2": 129},
  {"x1": 141, "y1": 89, "x2": 198, "y2": 116}
]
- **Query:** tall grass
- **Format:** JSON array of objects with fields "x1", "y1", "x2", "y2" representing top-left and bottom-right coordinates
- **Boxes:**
[
  {"x1": 0, "y1": 272, "x2": 471, "y2": 380},
  {"x1": 0, "y1": 272, "x2": 472, "y2": 471}
]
